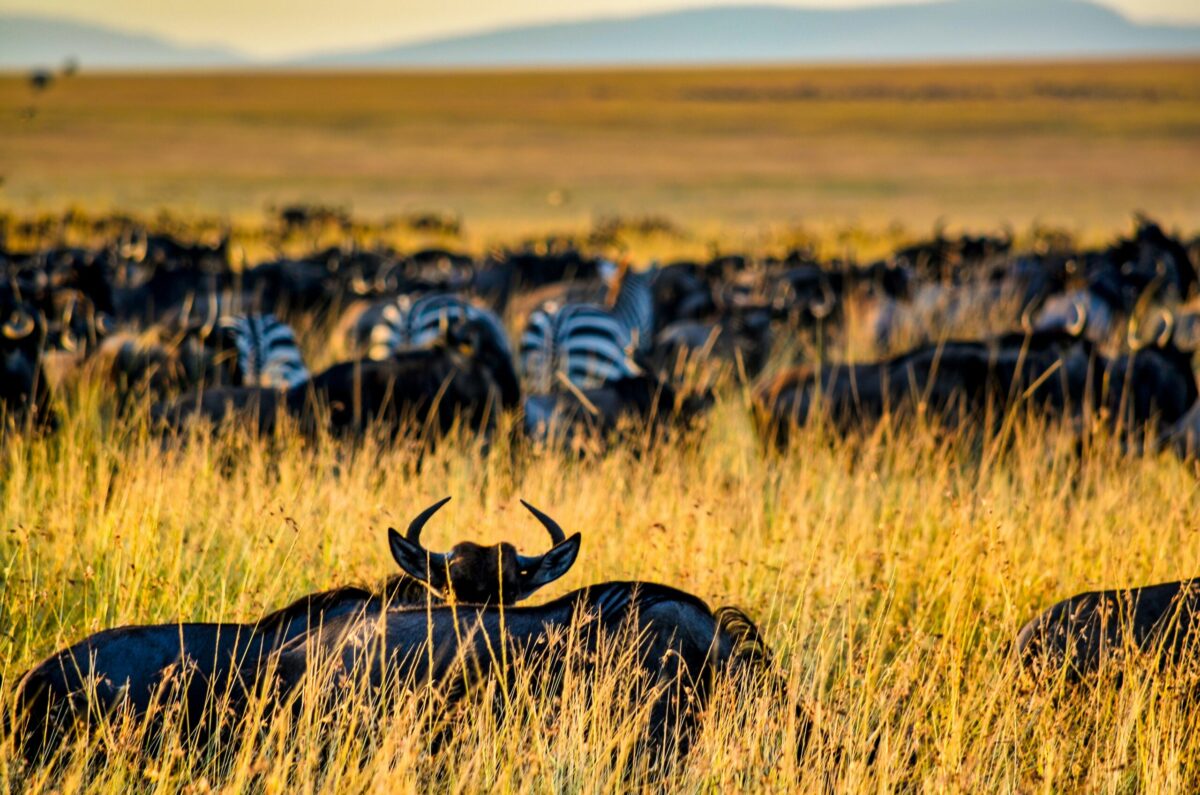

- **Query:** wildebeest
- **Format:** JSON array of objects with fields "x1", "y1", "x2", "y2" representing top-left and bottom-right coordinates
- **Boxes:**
[
  {"x1": 1016, "y1": 579, "x2": 1200, "y2": 679},
  {"x1": 239, "y1": 579, "x2": 780, "y2": 764},
  {"x1": 523, "y1": 371, "x2": 711, "y2": 453},
  {"x1": 1098, "y1": 311, "x2": 1199, "y2": 435},
  {"x1": 296, "y1": 316, "x2": 520, "y2": 440},
  {"x1": 1033, "y1": 289, "x2": 1118, "y2": 343},
  {"x1": 651, "y1": 261, "x2": 717, "y2": 328},
  {"x1": 1162, "y1": 401, "x2": 1200, "y2": 461},
  {"x1": 0, "y1": 290, "x2": 56, "y2": 428},
  {"x1": 754, "y1": 327, "x2": 1094, "y2": 446},
  {"x1": 650, "y1": 304, "x2": 773, "y2": 380},
  {"x1": 8, "y1": 498, "x2": 579, "y2": 761},
  {"x1": 150, "y1": 384, "x2": 293, "y2": 436}
]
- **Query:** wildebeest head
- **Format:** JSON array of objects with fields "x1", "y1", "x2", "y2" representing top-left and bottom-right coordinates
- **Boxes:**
[
  {"x1": 0, "y1": 291, "x2": 56, "y2": 427},
  {"x1": 1, "y1": 307, "x2": 41, "y2": 401},
  {"x1": 444, "y1": 317, "x2": 521, "y2": 411},
  {"x1": 387, "y1": 497, "x2": 581, "y2": 604}
]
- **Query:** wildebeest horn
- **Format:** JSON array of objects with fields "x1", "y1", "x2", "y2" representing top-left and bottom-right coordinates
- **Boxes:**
[
  {"x1": 3, "y1": 309, "x2": 35, "y2": 340},
  {"x1": 1127, "y1": 315, "x2": 1147, "y2": 352},
  {"x1": 199, "y1": 292, "x2": 219, "y2": 340},
  {"x1": 1157, "y1": 309, "x2": 1175, "y2": 348},
  {"x1": 520, "y1": 499, "x2": 567, "y2": 545},
  {"x1": 1065, "y1": 299, "x2": 1087, "y2": 337},
  {"x1": 809, "y1": 280, "x2": 836, "y2": 320},
  {"x1": 1020, "y1": 304, "x2": 1034, "y2": 334},
  {"x1": 407, "y1": 496, "x2": 452, "y2": 544}
]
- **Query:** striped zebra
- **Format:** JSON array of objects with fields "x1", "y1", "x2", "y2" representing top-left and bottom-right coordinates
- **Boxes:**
[
  {"x1": 519, "y1": 263, "x2": 655, "y2": 392},
  {"x1": 365, "y1": 293, "x2": 512, "y2": 361},
  {"x1": 221, "y1": 314, "x2": 310, "y2": 389}
]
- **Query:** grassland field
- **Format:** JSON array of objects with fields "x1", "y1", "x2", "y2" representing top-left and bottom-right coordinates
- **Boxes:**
[
  {"x1": 1, "y1": 59, "x2": 1200, "y2": 792},
  {"x1": 2, "y1": 59, "x2": 1199, "y2": 250}
]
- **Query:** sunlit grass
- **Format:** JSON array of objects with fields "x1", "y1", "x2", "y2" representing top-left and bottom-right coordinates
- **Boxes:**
[{"x1": 2, "y1": 357, "x2": 1199, "y2": 790}]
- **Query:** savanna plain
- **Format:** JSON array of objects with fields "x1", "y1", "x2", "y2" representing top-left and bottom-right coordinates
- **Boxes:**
[{"x1": 2, "y1": 59, "x2": 1200, "y2": 792}]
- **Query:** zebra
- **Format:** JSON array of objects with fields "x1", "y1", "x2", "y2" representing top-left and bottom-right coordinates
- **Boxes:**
[
  {"x1": 365, "y1": 293, "x2": 511, "y2": 361},
  {"x1": 519, "y1": 262, "x2": 655, "y2": 392},
  {"x1": 221, "y1": 314, "x2": 310, "y2": 389}
]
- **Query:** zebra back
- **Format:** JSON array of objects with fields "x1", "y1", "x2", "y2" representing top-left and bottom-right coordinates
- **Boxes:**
[
  {"x1": 519, "y1": 303, "x2": 640, "y2": 392},
  {"x1": 518, "y1": 263, "x2": 654, "y2": 392},
  {"x1": 366, "y1": 293, "x2": 511, "y2": 360},
  {"x1": 223, "y1": 313, "x2": 310, "y2": 389}
]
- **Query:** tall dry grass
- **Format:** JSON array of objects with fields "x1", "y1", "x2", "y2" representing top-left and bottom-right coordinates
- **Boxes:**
[{"x1": 2, "y1": 365, "x2": 1199, "y2": 791}]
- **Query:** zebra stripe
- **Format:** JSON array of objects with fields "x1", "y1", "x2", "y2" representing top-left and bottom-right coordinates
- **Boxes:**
[
  {"x1": 518, "y1": 265, "x2": 655, "y2": 391},
  {"x1": 607, "y1": 267, "x2": 655, "y2": 353},
  {"x1": 366, "y1": 293, "x2": 511, "y2": 360},
  {"x1": 224, "y1": 314, "x2": 310, "y2": 389}
]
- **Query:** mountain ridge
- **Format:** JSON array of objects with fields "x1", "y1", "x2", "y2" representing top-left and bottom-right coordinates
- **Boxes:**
[
  {"x1": 300, "y1": 1, "x2": 1200, "y2": 66},
  {"x1": 3, "y1": 2, "x2": 1199, "y2": 71},
  {"x1": 0, "y1": 12, "x2": 247, "y2": 69}
]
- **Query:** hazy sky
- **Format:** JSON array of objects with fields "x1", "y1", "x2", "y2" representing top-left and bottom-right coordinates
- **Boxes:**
[{"x1": 4, "y1": 0, "x2": 1198, "y2": 59}]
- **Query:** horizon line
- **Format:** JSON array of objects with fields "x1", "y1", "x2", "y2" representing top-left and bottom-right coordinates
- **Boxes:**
[{"x1": 5, "y1": 0, "x2": 1200, "y2": 66}]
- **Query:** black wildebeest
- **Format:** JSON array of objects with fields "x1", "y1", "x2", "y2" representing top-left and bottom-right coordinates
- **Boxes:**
[
  {"x1": 0, "y1": 290, "x2": 56, "y2": 428},
  {"x1": 650, "y1": 304, "x2": 774, "y2": 380},
  {"x1": 1162, "y1": 401, "x2": 1200, "y2": 461},
  {"x1": 1016, "y1": 579, "x2": 1200, "y2": 679},
  {"x1": 754, "y1": 326, "x2": 1094, "y2": 446},
  {"x1": 1099, "y1": 310, "x2": 1199, "y2": 436},
  {"x1": 523, "y1": 371, "x2": 711, "y2": 453},
  {"x1": 240, "y1": 576, "x2": 781, "y2": 764},
  {"x1": 8, "y1": 499, "x2": 579, "y2": 761},
  {"x1": 298, "y1": 316, "x2": 519, "y2": 440}
]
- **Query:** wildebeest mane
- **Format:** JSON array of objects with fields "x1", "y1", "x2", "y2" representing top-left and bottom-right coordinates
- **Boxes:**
[
  {"x1": 253, "y1": 585, "x2": 376, "y2": 636},
  {"x1": 252, "y1": 574, "x2": 444, "y2": 637},
  {"x1": 574, "y1": 581, "x2": 714, "y2": 624}
]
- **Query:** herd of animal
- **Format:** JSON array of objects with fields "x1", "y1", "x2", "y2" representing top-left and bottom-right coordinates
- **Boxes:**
[
  {"x1": 4, "y1": 212, "x2": 1200, "y2": 770},
  {"x1": 2, "y1": 215, "x2": 1199, "y2": 455}
]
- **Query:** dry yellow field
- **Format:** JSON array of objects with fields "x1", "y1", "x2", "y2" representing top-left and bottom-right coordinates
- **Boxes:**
[
  {"x1": 3, "y1": 60, "x2": 1200, "y2": 792},
  {"x1": 1, "y1": 60, "x2": 1199, "y2": 242},
  {"x1": 3, "y1": 392, "x2": 1200, "y2": 791}
]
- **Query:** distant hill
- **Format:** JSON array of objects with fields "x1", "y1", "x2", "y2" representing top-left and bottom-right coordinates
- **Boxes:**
[
  {"x1": 4, "y1": 1, "x2": 1199, "y2": 71},
  {"x1": 0, "y1": 13, "x2": 246, "y2": 69},
  {"x1": 304, "y1": 0, "x2": 1200, "y2": 67}
]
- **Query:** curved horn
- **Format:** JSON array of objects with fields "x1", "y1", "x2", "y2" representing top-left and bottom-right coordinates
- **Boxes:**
[
  {"x1": 3, "y1": 309, "x2": 35, "y2": 340},
  {"x1": 199, "y1": 291, "x2": 219, "y2": 341},
  {"x1": 520, "y1": 499, "x2": 567, "y2": 546},
  {"x1": 1065, "y1": 298, "x2": 1087, "y2": 337},
  {"x1": 1020, "y1": 304, "x2": 1035, "y2": 334},
  {"x1": 1127, "y1": 314, "x2": 1147, "y2": 352},
  {"x1": 1157, "y1": 309, "x2": 1175, "y2": 349},
  {"x1": 809, "y1": 279, "x2": 836, "y2": 320},
  {"x1": 407, "y1": 496, "x2": 452, "y2": 544}
]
